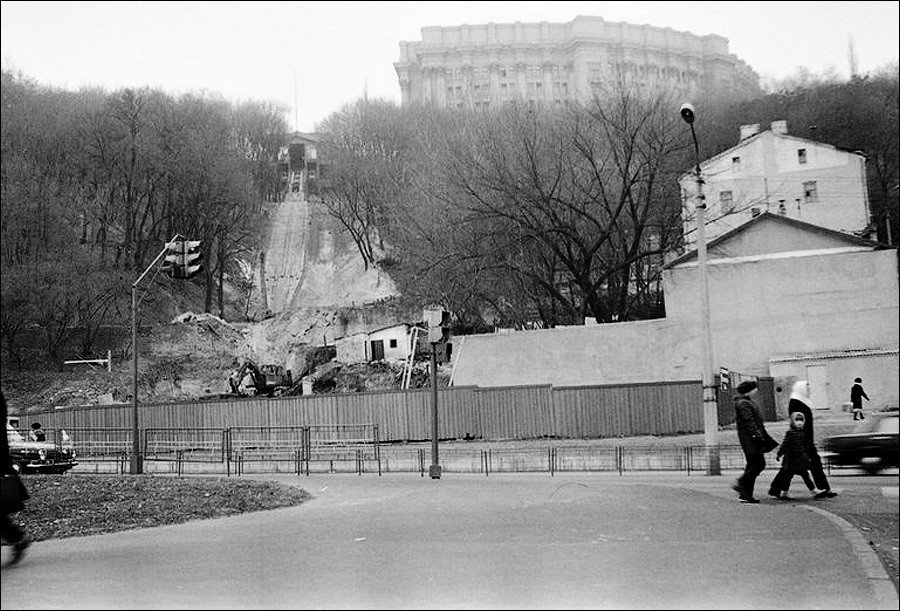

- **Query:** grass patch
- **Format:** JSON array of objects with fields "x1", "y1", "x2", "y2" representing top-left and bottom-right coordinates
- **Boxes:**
[{"x1": 15, "y1": 474, "x2": 312, "y2": 542}]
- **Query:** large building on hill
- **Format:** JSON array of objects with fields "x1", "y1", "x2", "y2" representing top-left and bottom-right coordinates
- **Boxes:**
[{"x1": 394, "y1": 15, "x2": 760, "y2": 109}]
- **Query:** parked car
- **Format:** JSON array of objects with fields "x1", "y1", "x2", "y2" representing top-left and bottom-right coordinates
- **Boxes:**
[
  {"x1": 822, "y1": 411, "x2": 899, "y2": 474},
  {"x1": 6, "y1": 419, "x2": 78, "y2": 474}
]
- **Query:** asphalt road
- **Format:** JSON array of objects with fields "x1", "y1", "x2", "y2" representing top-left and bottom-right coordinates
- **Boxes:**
[{"x1": 2, "y1": 473, "x2": 897, "y2": 610}]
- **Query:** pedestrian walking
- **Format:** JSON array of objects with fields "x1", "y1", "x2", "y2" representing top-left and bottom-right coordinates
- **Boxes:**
[
  {"x1": 731, "y1": 380, "x2": 779, "y2": 504},
  {"x1": 768, "y1": 411, "x2": 817, "y2": 500},
  {"x1": 1, "y1": 390, "x2": 31, "y2": 565},
  {"x1": 786, "y1": 380, "x2": 837, "y2": 499},
  {"x1": 850, "y1": 377, "x2": 869, "y2": 421}
]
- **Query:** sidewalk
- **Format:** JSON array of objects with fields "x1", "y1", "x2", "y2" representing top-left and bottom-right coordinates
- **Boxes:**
[{"x1": 2, "y1": 472, "x2": 896, "y2": 610}]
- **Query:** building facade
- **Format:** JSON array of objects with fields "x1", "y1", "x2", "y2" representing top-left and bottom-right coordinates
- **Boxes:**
[
  {"x1": 679, "y1": 121, "x2": 872, "y2": 249},
  {"x1": 336, "y1": 324, "x2": 412, "y2": 363},
  {"x1": 451, "y1": 214, "x2": 898, "y2": 412},
  {"x1": 277, "y1": 132, "x2": 326, "y2": 195},
  {"x1": 395, "y1": 15, "x2": 760, "y2": 109}
]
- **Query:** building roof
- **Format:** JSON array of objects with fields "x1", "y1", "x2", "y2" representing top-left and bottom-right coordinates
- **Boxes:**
[
  {"x1": 663, "y1": 212, "x2": 888, "y2": 269},
  {"x1": 335, "y1": 322, "x2": 410, "y2": 342},
  {"x1": 288, "y1": 131, "x2": 324, "y2": 143},
  {"x1": 770, "y1": 347, "x2": 898, "y2": 363},
  {"x1": 678, "y1": 127, "x2": 865, "y2": 183}
]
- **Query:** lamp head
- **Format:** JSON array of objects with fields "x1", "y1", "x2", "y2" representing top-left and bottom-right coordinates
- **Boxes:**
[{"x1": 680, "y1": 103, "x2": 695, "y2": 125}]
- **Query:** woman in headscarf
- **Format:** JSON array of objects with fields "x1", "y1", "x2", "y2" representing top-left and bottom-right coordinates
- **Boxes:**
[{"x1": 768, "y1": 380, "x2": 837, "y2": 499}]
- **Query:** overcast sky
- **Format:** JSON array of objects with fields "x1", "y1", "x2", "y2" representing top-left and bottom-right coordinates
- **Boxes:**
[{"x1": 2, "y1": 1, "x2": 898, "y2": 131}]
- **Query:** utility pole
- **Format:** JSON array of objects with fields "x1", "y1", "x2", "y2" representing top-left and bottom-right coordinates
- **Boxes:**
[
  {"x1": 680, "y1": 104, "x2": 721, "y2": 476},
  {"x1": 129, "y1": 235, "x2": 199, "y2": 475},
  {"x1": 424, "y1": 306, "x2": 450, "y2": 480},
  {"x1": 430, "y1": 341, "x2": 441, "y2": 479}
]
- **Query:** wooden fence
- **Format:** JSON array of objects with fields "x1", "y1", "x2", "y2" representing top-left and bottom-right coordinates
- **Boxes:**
[{"x1": 23, "y1": 380, "x2": 705, "y2": 443}]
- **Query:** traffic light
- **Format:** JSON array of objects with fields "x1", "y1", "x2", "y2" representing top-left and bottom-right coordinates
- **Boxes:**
[
  {"x1": 161, "y1": 237, "x2": 203, "y2": 279},
  {"x1": 162, "y1": 238, "x2": 186, "y2": 279},
  {"x1": 425, "y1": 307, "x2": 451, "y2": 343},
  {"x1": 182, "y1": 239, "x2": 203, "y2": 279}
]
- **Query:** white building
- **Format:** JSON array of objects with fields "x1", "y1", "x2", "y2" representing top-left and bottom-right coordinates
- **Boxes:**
[
  {"x1": 335, "y1": 323, "x2": 412, "y2": 363},
  {"x1": 679, "y1": 121, "x2": 872, "y2": 250},
  {"x1": 451, "y1": 213, "x2": 898, "y2": 412},
  {"x1": 662, "y1": 213, "x2": 898, "y2": 415}
]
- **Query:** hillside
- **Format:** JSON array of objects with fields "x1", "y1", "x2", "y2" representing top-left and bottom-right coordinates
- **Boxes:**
[{"x1": 1, "y1": 192, "x2": 444, "y2": 414}]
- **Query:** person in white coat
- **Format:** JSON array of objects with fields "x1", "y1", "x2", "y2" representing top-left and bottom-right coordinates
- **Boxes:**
[{"x1": 768, "y1": 380, "x2": 837, "y2": 499}]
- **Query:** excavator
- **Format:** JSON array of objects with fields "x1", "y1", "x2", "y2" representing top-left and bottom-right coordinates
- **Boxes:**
[{"x1": 228, "y1": 360, "x2": 293, "y2": 397}]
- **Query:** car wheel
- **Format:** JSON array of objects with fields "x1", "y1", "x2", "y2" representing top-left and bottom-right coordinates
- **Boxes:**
[{"x1": 860, "y1": 456, "x2": 883, "y2": 475}]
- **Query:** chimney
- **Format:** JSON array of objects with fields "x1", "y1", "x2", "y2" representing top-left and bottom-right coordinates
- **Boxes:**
[
  {"x1": 770, "y1": 120, "x2": 788, "y2": 135},
  {"x1": 739, "y1": 124, "x2": 760, "y2": 140}
]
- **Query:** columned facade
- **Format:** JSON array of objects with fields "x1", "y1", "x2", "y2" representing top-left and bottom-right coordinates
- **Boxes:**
[{"x1": 395, "y1": 16, "x2": 760, "y2": 108}]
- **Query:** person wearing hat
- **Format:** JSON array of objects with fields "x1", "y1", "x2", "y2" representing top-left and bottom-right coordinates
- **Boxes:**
[
  {"x1": 731, "y1": 379, "x2": 779, "y2": 503},
  {"x1": 850, "y1": 377, "x2": 869, "y2": 421}
]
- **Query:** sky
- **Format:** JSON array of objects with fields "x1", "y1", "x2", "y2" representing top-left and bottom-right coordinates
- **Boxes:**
[{"x1": 1, "y1": 1, "x2": 898, "y2": 132}]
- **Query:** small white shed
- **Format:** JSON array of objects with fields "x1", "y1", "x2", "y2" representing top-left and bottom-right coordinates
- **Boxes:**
[{"x1": 335, "y1": 324, "x2": 412, "y2": 363}]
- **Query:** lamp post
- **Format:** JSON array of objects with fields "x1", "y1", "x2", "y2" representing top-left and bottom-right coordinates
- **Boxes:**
[{"x1": 680, "y1": 103, "x2": 721, "y2": 476}]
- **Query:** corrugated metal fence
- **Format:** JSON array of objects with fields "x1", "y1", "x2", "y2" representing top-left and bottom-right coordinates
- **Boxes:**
[{"x1": 24, "y1": 380, "x2": 704, "y2": 442}]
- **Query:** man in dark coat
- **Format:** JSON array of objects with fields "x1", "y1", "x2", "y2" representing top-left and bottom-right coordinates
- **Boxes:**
[
  {"x1": 731, "y1": 380, "x2": 779, "y2": 503},
  {"x1": 850, "y1": 377, "x2": 869, "y2": 421},
  {"x1": 1, "y1": 390, "x2": 32, "y2": 564}
]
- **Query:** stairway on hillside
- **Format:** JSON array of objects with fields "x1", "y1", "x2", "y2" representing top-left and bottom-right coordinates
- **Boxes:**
[
  {"x1": 258, "y1": 182, "x2": 400, "y2": 317},
  {"x1": 262, "y1": 188, "x2": 309, "y2": 314}
]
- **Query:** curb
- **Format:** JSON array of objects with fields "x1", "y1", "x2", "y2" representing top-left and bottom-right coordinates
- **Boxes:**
[{"x1": 801, "y1": 504, "x2": 899, "y2": 610}]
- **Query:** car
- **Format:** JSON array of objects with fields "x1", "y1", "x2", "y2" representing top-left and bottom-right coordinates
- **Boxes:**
[
  {"x1": 822, "y1": 411, "x2": 899, "y2": 474},
  {"x1": 6, "y1": 419, "x2": 78, "y2": 474}
]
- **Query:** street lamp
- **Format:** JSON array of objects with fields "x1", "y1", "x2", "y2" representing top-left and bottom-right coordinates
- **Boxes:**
[{"x1": 680, "y1": 103, "x2": 721, "y2": 476}]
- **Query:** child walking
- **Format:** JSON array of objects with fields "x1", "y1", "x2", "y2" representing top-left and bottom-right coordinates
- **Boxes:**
[{"x1": 768, "y1": 411, "x2": 818, "y2": 500}]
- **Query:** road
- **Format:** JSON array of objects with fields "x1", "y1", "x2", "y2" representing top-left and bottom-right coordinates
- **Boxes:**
[{"x1": 2, "y1": 472, "x2": 896, "y2": 610}]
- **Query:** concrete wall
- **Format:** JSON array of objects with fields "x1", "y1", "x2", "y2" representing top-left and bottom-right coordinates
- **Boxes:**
[
  {"x1": 452, "y1": 318, "x2": 702, "y2": 387},
  {"x1": 453, "y1": 248, "x2": 898, "y2": 410},
  {"x1": 769, "y1": 351, "x2": 899, "y2": 417},
  {"x1": 336, "y1": 334, "x2": 367, "y2": 363},
  {"x1": 663, "y1": 248, "x2": 899, "y2": 407}
]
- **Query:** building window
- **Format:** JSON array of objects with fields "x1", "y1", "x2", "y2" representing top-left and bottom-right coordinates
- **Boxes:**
[
  {"x1": 389, "y1": 339, "x2": 398, "y2": 348},
  {"x1": 732, "y1": 156, "x2": 741, "y2": 168},
  {"x1": 798, "y1": 149, "x2": 807, "y2": 164},
  {"x1": 719, "y1": 190, "x2": 734, "y2": 213},
  {"x1": 803, "y1": 181, "x2": 818, "y2": 203}
]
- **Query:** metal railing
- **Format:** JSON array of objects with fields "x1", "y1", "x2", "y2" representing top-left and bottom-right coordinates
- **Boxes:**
[{"x1": 56, "y1": 431, "x2": 795, "y2": 478}]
